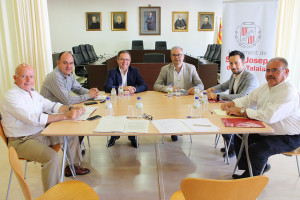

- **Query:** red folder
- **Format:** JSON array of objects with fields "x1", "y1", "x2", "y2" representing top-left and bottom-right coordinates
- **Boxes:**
[
  {"x1": 208, "y1": 100, "x2": 226, "y2": 103},
  {"x1": 221, "y1": 118, "x2": 265, "y2": 128}
]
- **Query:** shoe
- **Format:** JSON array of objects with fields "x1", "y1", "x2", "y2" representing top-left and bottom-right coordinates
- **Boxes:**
[
  {"x1": 171, "y1": 135, "x2": 178, "y2": 142},
  {"x1": 223, "y1": 150, "x2": 236, "y2": 158},
  {"x1": 81, "y1": 149, "x2": 86, "y2": 156},
  {"x1": 232, "y1": 170, "x2": 250, "y2": 179},
  {"x1": 131, "y1": 139, "x2": 139, "y2": 148},
  {"x1": 65, "y1": 166, "x2": 90, "y2": 177},
  {"x1": 220, "y1": 147, "x2": 225, "y2": 152},
  {"x1": 263, "y1": 164, "x2": 271, "y2": 174},
  {"x1": 107, "y1": 136, "x2": 120, "y2": 147}
]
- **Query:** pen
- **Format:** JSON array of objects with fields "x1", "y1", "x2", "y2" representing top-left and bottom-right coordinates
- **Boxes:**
[
  {"x1": 208, "y1": 108, "x2": 214, "y2": 115},
  {"x1": 193, "y1": 124, "x2": 212, "y2": 127},
  {"x1": 187, "y1": 116, "x2": 201, "y2": 118},
  {"x1": 127, "y1": 117, "x2": 138, "y2": 118}
]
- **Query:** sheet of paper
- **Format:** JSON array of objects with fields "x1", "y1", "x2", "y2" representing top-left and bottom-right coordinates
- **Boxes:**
[
  {"x1": 213, "y1": 108, "x2": 227, "y2": 116},
  {"x1": 151, "y1": 119, "x2": 192, "y2": 133},
  {"x1": 180, "y1": 118, "x2": 220, "y2": 132},
  {"x1": 124, "y1": 120, "x2": 149, "y2": 133},
  {"x1": 94, "y1": 95, "x2": 107, "y2": 101},
  {"x1": 76, "y1": 106, "x2": 98, "y2": 120},
  {"x1": 94, "y1": 116, "x2": 127, "y2": 132}
]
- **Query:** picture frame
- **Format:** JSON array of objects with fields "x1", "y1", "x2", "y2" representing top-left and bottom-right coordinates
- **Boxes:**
[
  {"x1": 139, "y1": 6, "x2": 161, "y2": 35},
  {"x1": 172, "y1": 12, "x2": 189, "y2": 32},
  {"x1": 86, "y1": 12, "x2": 101, "y2": 31},
  {"x1": 111, "y1": 12, "x2": 127, "y2": 31},
  {"x1": 198, "y1": 12, "x2": 214, "y2": 31}
]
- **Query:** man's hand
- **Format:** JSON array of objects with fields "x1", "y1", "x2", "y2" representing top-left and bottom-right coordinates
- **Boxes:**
[
  {"x1": 123, "y1": 86, "x2": 136, "y2": 94},
  {"x1": 206, "y1": 88, "x2": 217, "y2": 99},
  {"x1": 88, "y1": 88, "x2": 99, "y2": 98},
  {"x1": 188, "y1": 88, "x2": 194, "y2": 95},
  {"x1": 221, "y1": 101, "x2": 235, "y2": 111},
  {"x1": 66, "y1": 107, "x2": 85, "y2": 120},
  {"x1": 172, "y1": 86, "x2": 179, "y2": 91},
  {"x1": 226, "y1": 107, "x2": 244, "y2": 117}
]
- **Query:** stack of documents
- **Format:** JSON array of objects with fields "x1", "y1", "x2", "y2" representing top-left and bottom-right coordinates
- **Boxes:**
[
  {"x1": 152, "y1": 118, "x2": 219, "y2": 133},
  {"x1": 93, "y1": 116, "x2": 149, "y2": 133},
  {"x1": 94, "y1": 95, "x2": 107, "y2": 101}
]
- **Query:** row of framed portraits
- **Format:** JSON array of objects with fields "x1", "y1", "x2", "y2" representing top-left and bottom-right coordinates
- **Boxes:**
[{"x1": 86, "y1": 7, "x2": 214, "y2": 35}]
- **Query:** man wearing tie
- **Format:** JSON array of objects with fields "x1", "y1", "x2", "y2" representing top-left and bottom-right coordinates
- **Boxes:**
[{"x1": 207, "y1": 50, "x2": 259, "y2": 158}]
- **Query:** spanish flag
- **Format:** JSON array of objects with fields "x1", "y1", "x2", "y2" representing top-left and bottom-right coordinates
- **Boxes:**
[{"x1": 217, "y1": 18, "x2": 222, "y2": 44}]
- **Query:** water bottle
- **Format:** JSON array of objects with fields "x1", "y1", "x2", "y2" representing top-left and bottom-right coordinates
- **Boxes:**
[
  {"x1": 193, "y1": 96, "x2": 201, "y2": 117},
  {"x1": 202, "y1": 92, "x2": 209, "y2": 112},
  {"x1": 136, "y1": 97, "x2": 143, "y2": 118},
  {"x1": 194, "y1": 84, "x2": 200, "y2": 98},
  {"x1": 111, "y1": 86, "x2": 117, "y2": 103},
  {"x1": 105, "y1": 97, "x2": 113, "y2": 116},
  {"x1": 166, "y1": 83, "x2": 173, "y2": 98},
  {"x1": 118, "y1": 85, "x2": 124, "y2": 99}
]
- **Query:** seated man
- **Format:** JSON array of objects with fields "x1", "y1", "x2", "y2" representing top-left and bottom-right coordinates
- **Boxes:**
[
  {"x1": 221, "y1": 57, "x2": 300, "y2": 178},
  {"x1": 207, "y1": 50, "x2": 259, "y2": 158},
  {"x1": 0, "y1": 64, "x2": 90, "y2": 192},
  {"x1": 40, "y1": 52, "x2": 99, "y2": 146},
  {"x1": 104, "y1": 50, "x2": 147, "y2": 148},
  {"x1": 154, "y1": 46, "x2": 204, "y2": 142}
]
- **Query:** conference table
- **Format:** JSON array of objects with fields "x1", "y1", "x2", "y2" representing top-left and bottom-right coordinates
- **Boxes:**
[{"x1": 41, "y1": 91, "x2": 274, "y2": 183}]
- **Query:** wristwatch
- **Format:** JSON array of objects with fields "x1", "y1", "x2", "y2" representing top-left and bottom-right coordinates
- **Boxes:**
[
  {"x1": 216, "y1": 94, "x2": 220, "y2": 101},
  {"x1": 69, "y1": 106, "x2": 74, "y2": 111},
  {"x1": 240, "y1": 108, "x2": 245, "y2": 116}
]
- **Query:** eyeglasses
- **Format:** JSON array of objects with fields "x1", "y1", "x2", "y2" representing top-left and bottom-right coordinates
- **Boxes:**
[
  {"x1": 119, "y1": 58, "x2": 131, "y2": 62},
  {"x1": 171, "y1": 54, "x2": 183, "y2": 57},
  {"x1": 142, "y1": 113, "x2": 153, "y2": 120},
  {"x1": 265, "y1": 67, "x2": 285, "y2": 73}
]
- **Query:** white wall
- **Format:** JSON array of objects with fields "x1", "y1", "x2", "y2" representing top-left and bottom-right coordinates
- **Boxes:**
[{"x1": 47, "y1": 0, "x2": 222, "y2": 58}]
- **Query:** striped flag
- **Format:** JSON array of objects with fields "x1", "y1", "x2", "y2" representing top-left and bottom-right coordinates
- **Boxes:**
[{"x1": 217, "y1": 18, "x2": 222, "y2": 44}]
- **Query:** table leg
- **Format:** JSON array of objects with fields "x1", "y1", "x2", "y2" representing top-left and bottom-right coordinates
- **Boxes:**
[
  {"x1": 244, "y1": 134, "x2": 253, "y2": 176},
  {"x1": 60, "y1": 136, "x2": 68, "y2": 182},
  {"x1": 233, "y1": 135, "x2": 244, "y2": 174}
]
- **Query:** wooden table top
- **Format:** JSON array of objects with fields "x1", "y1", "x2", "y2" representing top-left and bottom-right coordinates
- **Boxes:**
[{"x1": 41, "y1": 91, "x2": 274, "y2": 136}]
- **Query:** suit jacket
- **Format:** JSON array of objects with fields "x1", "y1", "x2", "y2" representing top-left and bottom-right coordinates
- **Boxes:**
[
  {"x1": 213, "y1": 70, "x2": 259, "y2": 101},
  {"x1": 153, "y1": 62, "x2": 204, "y2": 92},
  {"x1": 104, "y1": 66, "x2": 147, "y2": 93}
]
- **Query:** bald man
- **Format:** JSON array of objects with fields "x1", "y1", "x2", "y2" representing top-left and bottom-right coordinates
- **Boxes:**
[{"x1": 0, "y1": 64, "x2": 90, "y2": 192}]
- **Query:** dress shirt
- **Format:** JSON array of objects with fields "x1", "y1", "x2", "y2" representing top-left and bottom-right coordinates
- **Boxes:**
[
  {"x1": 173, "y1": 65, "x2": 184, "y2": 89},
  {"x1": 119, "y1": 67, "x2": 128, "y2": 86},
  {"x1": 40, "y1": 67, "x2": 90, "y2": 105},
  {"x1": 0, "y1": 84, "x2": 62, "y2": 137},
  {"x1": 233, "y1": 80, "x2": 300, "y2": 135},
  {"x1": 233, "y1": 70, "x2": 244, "y2": 94}
]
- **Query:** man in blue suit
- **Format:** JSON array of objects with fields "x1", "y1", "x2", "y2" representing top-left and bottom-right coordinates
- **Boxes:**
[{"x1": 104, "y1": 50, "x2": 147, "y2": 148}]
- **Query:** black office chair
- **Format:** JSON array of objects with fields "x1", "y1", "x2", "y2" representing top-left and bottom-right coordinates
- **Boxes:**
[
  {"x1": 200, "y1": 44, "x2": 212, "y2": 59},
  {"x1": 206, "y1": 44, "x2": 217, "y2": 61},
  {"x1": 132, "y1": 40, "x2": 144, "y2": 50},
  {"x1": 209, "y1": 44, "x2": 221, "y2": 62},
  {"x1": 90, "y1": 45, "x2": 100, "y2": 60},
  {"x1": 143, "y1": 53, "x2": 165, "y2": 63},
  {"x1": 155, "y1": 41, "x2": 167, "y2": 50},
  {"x1": 72, "y1": 46, "x2": 89, "y2": 88},
  {"x1": 80, "y1": 44, "x2": 94, "y2": 63},
  {"x1": 85, "y1": 44, "x2": 98, "y2": 61}
]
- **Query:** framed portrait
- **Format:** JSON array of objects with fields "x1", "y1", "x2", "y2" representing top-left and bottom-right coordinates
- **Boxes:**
[
  {"x1": 172, "y1": 12, "x2": 189, "y2": 32},
  {"x1": 111, "y1": 12, "x2": 127, "y2": 31},
  {"x1": 86, "y1": 12, "x2": 101, "y2": 31},
  {"x1": 198, "y1": 12, "x2": 214, "y2": 31},
  {"x1": 139, "y1": 6, "x2": 161, "y2": 35}
]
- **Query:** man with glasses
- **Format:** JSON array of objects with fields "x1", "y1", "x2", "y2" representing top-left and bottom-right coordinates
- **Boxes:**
[
  {"x1": 207, "y1": 50, "x2": 259, "y2": 158},
  {"x1": 154, "y1": 46, "x2": 204, "y2": 141},
  {"x1": 221, "y1": 57, "x2": 300, "y2": 179},
  {"x1": 104, "y1": 50, "x2": 147, "y2": 148}
]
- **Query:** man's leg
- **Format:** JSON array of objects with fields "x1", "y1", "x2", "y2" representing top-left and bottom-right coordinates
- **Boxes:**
[{"x1": 8, "y1": 134, "x2": 60, "y2": 192}]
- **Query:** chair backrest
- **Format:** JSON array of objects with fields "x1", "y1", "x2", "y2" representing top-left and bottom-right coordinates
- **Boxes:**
[
  {"x1": 132, "y1": 40, "x2": 144, "y2": 50},
  {"x1": 203, "y1": 44, "x2": 212, "y2": 58},
  {"x1": 206, "y1": 44, "x2": 217, "y2": 60},
  {"x1": 180, "y1": 176, "x2": 269, "y2": 200},
  {"x1": 85, "y1": 44, "x2": 96, "y2": 60},
  {"x1": 9, "y1": 147, "x2": 32, "y2": 200},
  {"x1": 79, "y1": 44, "x2": 91, "y2": 62},
  {"x1": 72, "y1": 46, "x2": 85, "y2": 66},
  {"x1": 90, "y1": 45, "x2": 99, "y2": 59},
  {"x1": 0, "y1": 122, "x2": 8, "y2": 146},
  {"x1": 143, "y1": 53, "x2": 165, "y2": 63},
  {"x1": 155, "y1": 41, "x2": 167, "y2": 50},
  {"x1": 211, "y1": 44, "x2": 221, "y2": 61}
]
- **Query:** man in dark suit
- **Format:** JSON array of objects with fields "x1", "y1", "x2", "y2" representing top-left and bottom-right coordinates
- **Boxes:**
[
  {"x1": 104, "y1": 50, "x2": 147, "y2": 148},
  {"x1": 207, "y1": 50, "x2": 259, "y2": 158}
]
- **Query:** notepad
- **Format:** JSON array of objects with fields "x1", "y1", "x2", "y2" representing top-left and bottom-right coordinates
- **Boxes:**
[
  {"x1": 221, "y1": 118, "x2": 265, "y2": 128},
  {"x1": 76, "y1": 107, "x2": 98, "y2": 121},
  {"x1": 213, "y1": 108, "x2": 227, "y2": 116}
]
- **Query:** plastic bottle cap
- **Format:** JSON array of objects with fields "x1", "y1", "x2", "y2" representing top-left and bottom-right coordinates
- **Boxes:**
[
  {"x1": 106, "y1": 97, "x2": 110, "y2": 100},
  {"x1": 203, "y1": 92, "x2": 207, "y2": 95},
  {"x1": 195, "y1": 97, "x2": 199, "y2": 99},
  {"x1": 112, "y1": 86, "x2": 115, "y2": 88},
  {"x1": 137, "y1": 97, "x2": 141, "y2": 100},
  {"x1": 169, "y1": 83, "x2": 172, "y2": 85}
]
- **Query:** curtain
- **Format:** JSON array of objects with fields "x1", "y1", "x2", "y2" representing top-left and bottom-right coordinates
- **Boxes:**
[
  {"x1": 275, "y1": 0, "x2": 300, "y2": 89},
  {"x1": 0, "y1": 0, "x2": 52, "y2": 100}
]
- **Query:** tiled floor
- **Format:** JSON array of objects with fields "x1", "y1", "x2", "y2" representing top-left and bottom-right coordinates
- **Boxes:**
[{"x1": 1, "y1": 134, "x2": 300, "y2": 200}]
